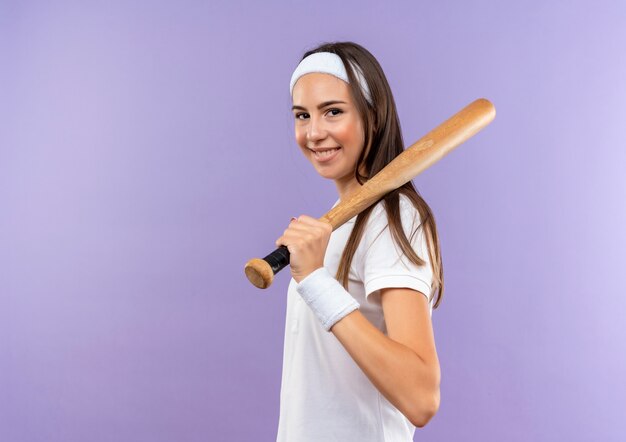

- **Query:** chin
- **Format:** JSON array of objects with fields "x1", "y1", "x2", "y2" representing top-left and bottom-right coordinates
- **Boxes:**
[
  {"x1": 316, "y1": 166, "x2": 352, "y2": 182},
  {"x1": 315, "y1": 168, "x2": 339, "y2": 179}
]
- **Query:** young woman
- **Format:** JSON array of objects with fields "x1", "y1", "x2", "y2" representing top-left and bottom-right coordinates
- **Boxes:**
[{"x1": 274, "y1": 41, "x2": 444, "y2": 441}]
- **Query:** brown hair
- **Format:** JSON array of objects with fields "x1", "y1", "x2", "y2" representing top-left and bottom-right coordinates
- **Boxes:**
[{"x1": 297, "y1": 41, "x2": 444, "y2": 309}]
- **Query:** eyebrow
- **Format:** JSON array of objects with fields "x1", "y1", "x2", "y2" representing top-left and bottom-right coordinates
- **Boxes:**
[{"x1": 291, "y1": 100, "x2": 347, "y2": 111}]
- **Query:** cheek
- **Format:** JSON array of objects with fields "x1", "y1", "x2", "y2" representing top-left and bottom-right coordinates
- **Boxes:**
[
  {"x1": 295, "y1": 127, "x2": 306, "y2": 147},
  {"x1": 338, "y1": 120, "x2": 364, "y2": 150}
]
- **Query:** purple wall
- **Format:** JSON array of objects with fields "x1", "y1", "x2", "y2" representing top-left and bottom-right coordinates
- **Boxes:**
[{"x1": 2, "y1": 0, "x2": 625, "y2": 440}]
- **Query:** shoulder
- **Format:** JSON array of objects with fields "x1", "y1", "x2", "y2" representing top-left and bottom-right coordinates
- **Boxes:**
[
  {"x1": 370, "y1": 193, "x2": 418, "y2": 216},
  {"x1": 355, "y1": 193, "x2": 424, "y2": 261},
  {"x1": 365, "y1": 193, "x2": 421, "y2": 233},
  {"x1": 355, "y1": 193, "x2": 434, "y2": 304}
]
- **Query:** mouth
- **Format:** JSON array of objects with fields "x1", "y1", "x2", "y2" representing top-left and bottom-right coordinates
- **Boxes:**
[{"x1": 309, "y1": 147, "x2": 341, "y2": 162}]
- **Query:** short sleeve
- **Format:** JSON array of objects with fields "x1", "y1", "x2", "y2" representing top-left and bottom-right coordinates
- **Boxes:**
[{"x1": 357, "y1": 196, "x2": 434, "y2": 305}]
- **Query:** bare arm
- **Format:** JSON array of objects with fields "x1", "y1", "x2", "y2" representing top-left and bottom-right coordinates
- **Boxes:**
[{"x1": 330, "y1": 287, "x2": 441, "y2": 428}]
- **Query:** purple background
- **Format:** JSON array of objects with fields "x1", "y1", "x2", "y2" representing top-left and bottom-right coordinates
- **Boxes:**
[{"x1": 2, "y1": 0, "x2": 625, "y2": 440}]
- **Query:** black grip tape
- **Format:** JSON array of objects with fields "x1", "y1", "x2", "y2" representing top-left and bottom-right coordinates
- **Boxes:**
[{"x1": 263, "y1": 245, "x2": 290, "y2": 274}]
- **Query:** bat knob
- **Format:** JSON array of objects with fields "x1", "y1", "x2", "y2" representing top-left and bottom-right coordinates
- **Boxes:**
[
  {"x1": 244, "y1": 258, "x2": 274, "y2": 289},
  {"x1": 244, "y1": 245, "x2": 291, "y2": 289}
]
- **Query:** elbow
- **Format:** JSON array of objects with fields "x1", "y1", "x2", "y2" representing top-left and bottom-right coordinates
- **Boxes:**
[{"x1": 409, "y1": 386, "x2": 440, "y2": 428}]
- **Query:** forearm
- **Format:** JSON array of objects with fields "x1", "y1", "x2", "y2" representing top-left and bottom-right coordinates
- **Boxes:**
[
  {"x1": 294, "y1": 267, "x2": 439, "y2": 426},
  {"x1": 330, "y1": 310, "x2": 440, "y2": 427}
]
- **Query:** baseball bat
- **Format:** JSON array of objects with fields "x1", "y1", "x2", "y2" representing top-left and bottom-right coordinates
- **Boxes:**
[{"x1": 244, "y1": 98, "x2": 496, "y2": 289}]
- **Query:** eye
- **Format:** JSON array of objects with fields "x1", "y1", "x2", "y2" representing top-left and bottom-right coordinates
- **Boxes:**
[
  {"x1": 295, "y1": 112, "x2": 309, "y2": 120},
  {"x1": 327, "y1": 108, "x2": 343, "y2": 116}
]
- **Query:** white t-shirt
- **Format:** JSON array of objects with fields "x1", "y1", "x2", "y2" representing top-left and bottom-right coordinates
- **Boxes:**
[{"x1": 276, "y1": 194, "x2": 435, "y2": 442}]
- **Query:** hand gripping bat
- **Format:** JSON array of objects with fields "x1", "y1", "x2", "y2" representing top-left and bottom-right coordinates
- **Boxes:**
[{"x1": 244, "y1": 98, "x2": 496, "y2": 289}]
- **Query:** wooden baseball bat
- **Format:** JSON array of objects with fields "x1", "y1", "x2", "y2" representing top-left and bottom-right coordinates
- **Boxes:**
[{"x1": 244, "y1": 98, "x2": 496, "y2": 289}]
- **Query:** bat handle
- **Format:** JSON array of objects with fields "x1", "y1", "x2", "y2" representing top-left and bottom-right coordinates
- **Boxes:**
[{"x1": 244, "y1": 245, "x2": 290, "y2": 289}]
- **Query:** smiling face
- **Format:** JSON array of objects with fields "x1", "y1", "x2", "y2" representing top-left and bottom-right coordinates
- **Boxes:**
[{"x1": 291, "y1": 72, "x2": 366, "y2": 198}]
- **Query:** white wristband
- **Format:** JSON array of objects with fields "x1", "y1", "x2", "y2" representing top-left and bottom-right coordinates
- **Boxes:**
[{"x1": 295, "y1": 267, "x2": 360, "y2": 332}]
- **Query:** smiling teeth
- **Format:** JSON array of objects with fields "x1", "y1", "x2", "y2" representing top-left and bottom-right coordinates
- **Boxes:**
[{"x1": 314, "y1": 148, "x2": 339, "y2": 157}]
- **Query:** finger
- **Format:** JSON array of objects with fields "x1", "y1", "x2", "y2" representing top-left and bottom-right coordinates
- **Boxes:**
[
  {"x1": 302, "y1": 220, "x2": 332, "y2": 235},
  {"x1": 276, "y1": 232, "x2": 303, "y2": 246},
  {"x1": 291, "y1": 215, "x2": 331, "y2": 231},
  {"x1": 286, "y1": 225, "x2": 326, "y2": 241},
  {"x1": 286, "y1": 222, "x2": 315, "y2": 233},
  {"x1": 291, "y1": 214, "x2": 316, "y2": 225}
]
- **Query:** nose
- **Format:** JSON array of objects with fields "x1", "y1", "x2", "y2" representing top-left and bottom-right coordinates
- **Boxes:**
[{"x1": 306, "y1": 115, "x2": 327, "y2": 144}]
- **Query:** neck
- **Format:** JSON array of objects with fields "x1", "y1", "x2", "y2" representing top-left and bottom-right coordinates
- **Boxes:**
[{"x1": 334, "y1": 174, "x2": 366, "y2": 202}]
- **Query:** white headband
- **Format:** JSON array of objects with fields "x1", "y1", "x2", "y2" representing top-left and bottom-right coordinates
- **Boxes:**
[{"x1": 289, "y1": 52, "x2": 373, "y2": 105}]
